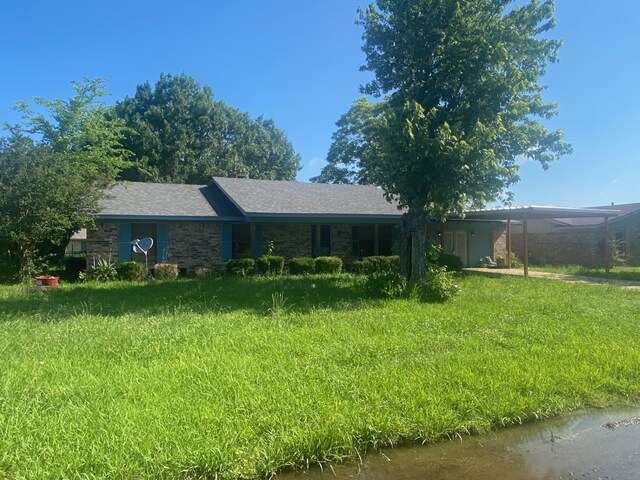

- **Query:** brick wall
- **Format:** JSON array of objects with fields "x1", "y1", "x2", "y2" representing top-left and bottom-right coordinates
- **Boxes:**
[
  {"x1": 492, "y1": 227, "x2": 507, "y2": 261},
  {"x1": 261, "y1": 223, "x2": 355, "y2": 265},
  {"x1": 86, "y1": 222, "x2": 118, "y2": 267},
  {"x1": 331, "y1": 224, "x2": 353, "y2": 264},
  {"x1": 88, "y1": 220, "x2": 389, "y2": 273},
  {"x1": 511, "y1": 229, "x2": 603, "y2": 267},
  {"x1": 262, "y1": 224, "x2": 313, "y2": 260},
  {"x1": 168, "y1": 222, "x2": 222, "y2": 271}
]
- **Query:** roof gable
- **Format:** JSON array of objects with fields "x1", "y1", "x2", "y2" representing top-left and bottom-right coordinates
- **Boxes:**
[{"x1": 211, "y1": 177, "x2": 403, "y2": 217}]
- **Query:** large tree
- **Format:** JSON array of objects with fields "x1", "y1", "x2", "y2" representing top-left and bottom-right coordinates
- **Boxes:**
[
  {"x1": 112, "y1": 73, "x2": 301, "y2": 183},
  {"x1": 0, "y1": 79, "x2": 128, "y2": 282},
  {"x1": 316, "y1": 0, "x2": 571, "y2": 280}
]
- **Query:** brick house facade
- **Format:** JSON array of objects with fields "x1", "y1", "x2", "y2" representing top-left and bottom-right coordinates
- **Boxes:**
[{"x1": 86, "y1": 178, "x2": 508, "y2": 272}]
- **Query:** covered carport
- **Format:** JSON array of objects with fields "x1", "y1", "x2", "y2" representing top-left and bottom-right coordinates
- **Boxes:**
[{"x1": 464, "y1": 206, "x2": 620, "y2": 277}]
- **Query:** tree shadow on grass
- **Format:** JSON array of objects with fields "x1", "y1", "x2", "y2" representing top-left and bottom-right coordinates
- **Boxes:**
[{"x1": 0, "y1": 275, "x2": 380, "y2": 322}]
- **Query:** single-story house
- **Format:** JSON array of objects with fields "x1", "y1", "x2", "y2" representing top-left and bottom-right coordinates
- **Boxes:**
[
  {"x1": 509, "y1": 202, "x2": 640, "y2": 267},
  {"x1": 86, "y1": 177, "x2": 508, "y2": 271}
]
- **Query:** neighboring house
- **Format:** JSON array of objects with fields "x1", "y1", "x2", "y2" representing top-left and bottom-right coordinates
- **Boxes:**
[
  {"x1": 86, "y1": 177, "x2": 507, "y2": 271},
  {"x1": 510, "y1": 203, "x2": 640, "y2": 267},
  {"x1": 65, "y1": 229, "x2": 87, "y2": 255}
]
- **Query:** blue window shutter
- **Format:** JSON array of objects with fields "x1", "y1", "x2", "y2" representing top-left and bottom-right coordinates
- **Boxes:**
[
  {"x1": 221, "y1": 224, "x2": 232, "y2": 261},
  {"x1": 254, "y1": 224, "x2": 263, "y2": 258},
  {"x1": 118, "y1": 223, "x2": 131, "y2": 261},
  {"x1": 156, "y1": 223, "x2": 168, "y2": 262}
]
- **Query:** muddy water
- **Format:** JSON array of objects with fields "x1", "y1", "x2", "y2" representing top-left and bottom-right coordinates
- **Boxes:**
[{"x1": 278, "y1": 408, "x2": 640, "y2": 479}]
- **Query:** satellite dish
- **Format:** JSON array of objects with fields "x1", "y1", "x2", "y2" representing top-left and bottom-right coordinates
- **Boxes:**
[
  {"x1": 130, "y1": 237, "x2": 153, "y2": 254},
  {"x1": 130, "y1": 237, "x2": 154, "y2": 272}
]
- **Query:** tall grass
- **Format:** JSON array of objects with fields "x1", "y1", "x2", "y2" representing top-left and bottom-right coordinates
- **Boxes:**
[{"x1": 0, "y1": 275, "x2": 639, "y2": 478}]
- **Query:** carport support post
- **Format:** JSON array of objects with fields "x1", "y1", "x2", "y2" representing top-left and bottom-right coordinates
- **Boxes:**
[
  {"x1": 604, "y1": 216, "x2": 610, "y2": 275},
  {"x1": 523, "y1": 218, "x2": 529, "y2": 277},
  {"x1": 507, "y1": 219, "x2": 512, "y2": 269}
]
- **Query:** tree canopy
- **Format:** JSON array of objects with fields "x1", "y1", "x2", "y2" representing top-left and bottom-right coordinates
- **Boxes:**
[
  {"x1": 315, "y1": 0, "x2": 572, "y2": 279},
  {"x1": 0, "y1": 79, "x2": 128, "y2": 282},
  {"x1": 112, "y1": 73, "x2": 301, "y2": 184}
]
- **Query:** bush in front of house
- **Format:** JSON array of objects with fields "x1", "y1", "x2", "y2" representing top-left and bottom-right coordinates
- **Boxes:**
[
  {"x1": 413, "y1": 266, "x2": 459, "y2": 303},
  {"x1": 288, "y1": 257, "x2": 315, "y2": 275},
  {"x1": 351, "y1": 260, "x2": 366, "y2": 275},
  {"x1": 314, "y1": 256, "x2": 342, "y2": 274},
  {"x1": 364, "y1": 271, "x2": 407, "y2": 299},
  {"x1": 115, "y1": 261, "x2": 147, "y2": 281},
  {"x1": 256, "y1": 255, "x2": 285, "y2": 276},
  {"x1": 80, "y1": 258, "x2": 118, "y2": 282},
  {"x1": 195, "y1": 267, "x2": 212, "y2": 278},
  {"x1": 153, "y1": 263, "x2": 179, "y2": 279},
  {"x1": 436, "y1": 254, "x2": 464, "y2": 273},
  {"x1": 362, "y1": 255, "x2": 400, "y2": 274},
  {"x1": 226, "y1": 258, "x2": 256, "y2": 277}
]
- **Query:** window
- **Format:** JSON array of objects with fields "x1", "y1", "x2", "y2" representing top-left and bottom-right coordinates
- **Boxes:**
[
  {"x1": 378, "y1": 225, "x2": 393, "y2": 256},
  {"x1": 320, "y1": 225, "x2": 331, "y2": 256},
  {"x1": 131, "y1": 223, "x2": 157, "y2": 264},
  {"x1": 351, "y1": 224, "x2": 394, "y2": 259},
  {"x1": 311, "y1": 225, "x2": 331, "y2": 257},
  {"x1": 232, "y1": 224, "x2": 251, "y2": 259}
]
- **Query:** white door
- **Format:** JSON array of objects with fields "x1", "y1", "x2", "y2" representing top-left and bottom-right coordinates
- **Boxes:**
[{"x1": 454, "y1": 231, "x2": 468, "y2": 266}]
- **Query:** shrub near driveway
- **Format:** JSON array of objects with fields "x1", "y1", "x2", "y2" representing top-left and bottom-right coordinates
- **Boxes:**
[{"x1": 1, "y1": 276, "x2": 640, "y2": 478}]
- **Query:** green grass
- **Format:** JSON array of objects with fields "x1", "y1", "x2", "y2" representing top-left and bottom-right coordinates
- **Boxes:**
[
  {"x1": 1, "y1": 275, "x2": 639, "y2": 478},
  {"x1": 531, "y1": 264, "x2": 640, "y2": 282}
]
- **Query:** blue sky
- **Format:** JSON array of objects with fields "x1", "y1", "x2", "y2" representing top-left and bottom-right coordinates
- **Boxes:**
[{"x1": 1, "y1": 0, "x2": 638, "y2": 207}]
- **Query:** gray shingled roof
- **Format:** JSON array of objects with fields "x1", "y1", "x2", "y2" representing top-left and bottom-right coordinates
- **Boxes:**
[
  {"x1": 212, "y1": 177, "x2": 402, "y2": 216},
  {"x1": 98, "y1": 182, "x2": 242, "y2": 218}
]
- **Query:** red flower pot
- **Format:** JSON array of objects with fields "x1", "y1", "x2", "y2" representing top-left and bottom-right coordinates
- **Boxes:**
[{"x1": 35, "y1": 276, "x2": 59, "y2": 287}]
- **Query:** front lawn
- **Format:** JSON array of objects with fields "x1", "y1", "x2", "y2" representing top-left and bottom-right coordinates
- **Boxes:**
[{"x1": 1, "y1": 275, "x2": 639, "y2": 478}]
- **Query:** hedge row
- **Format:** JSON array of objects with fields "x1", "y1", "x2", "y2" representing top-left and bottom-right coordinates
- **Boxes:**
[
  {"x1": 226, "y1": 255, "x2": 344, "y2": 276},
  {"x1": 352, "y1": 256, "x2": 400, "y2": 275}
]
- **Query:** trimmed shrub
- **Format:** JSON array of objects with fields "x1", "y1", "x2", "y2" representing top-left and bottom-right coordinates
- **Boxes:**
[
  {"x1": 351, "y1": 260, "x2": 366, "y2": 275},
  {"x1": 256, "y1": 255, "x2": 285, "y2": 276},
  {"x1": 364, "y1": 271, "x2": 407, "y2": 299},
  {"x1": 195, "y1": 267, "x2": 212, "y2": 278},
  {"x1": 115, "y1": 261, "x2": 147, "y2": 281},
  {"x1": 413, "y1": 266, "x2": 459, "y2": 303},
  {"x1": 226, "y1": 258, "x2": 256, "y2": 277},
  {"x1": 289, "y1": 257, "x2": 315, "y2": 275},
  {"x1": 153, "y1": 263, "x2": 179, "y2": 279},
  {"x1": 314, "y1": 256, "x2": 343, "y2": 274},
  {"x1": 64, "y1": 257, "x2": 86, "y2": 280},
  {"x1": 362, "y1": 255, "x2": 400, "y2": 274},
  {"x1": 437, "y1": 254, "x2": 463, "y2": 273}
]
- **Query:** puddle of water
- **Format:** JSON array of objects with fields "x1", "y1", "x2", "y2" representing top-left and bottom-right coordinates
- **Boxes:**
[{"x1": 278, "y1": 408, "x2": 640, "y2": 479}]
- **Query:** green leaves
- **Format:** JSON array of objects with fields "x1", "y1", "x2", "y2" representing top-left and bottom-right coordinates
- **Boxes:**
[
  {"x1": 113, "y1": 73, "x2": 301, "y2": 184},
  {"x1": 318, "y1": 0, "x2": 571, "y2": 215},
  {"x1": 1, "y1": 79, "x2": 126, "y2": 282}
]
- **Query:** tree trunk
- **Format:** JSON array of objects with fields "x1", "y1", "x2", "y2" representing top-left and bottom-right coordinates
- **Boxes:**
[{"x1": 399, "y1": 211, "x2": 429, "y2": 282}]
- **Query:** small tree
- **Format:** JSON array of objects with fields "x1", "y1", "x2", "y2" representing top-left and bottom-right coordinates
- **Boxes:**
[{"x1": 0, "y1": 79, "x2": 128, "y2": 282}]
